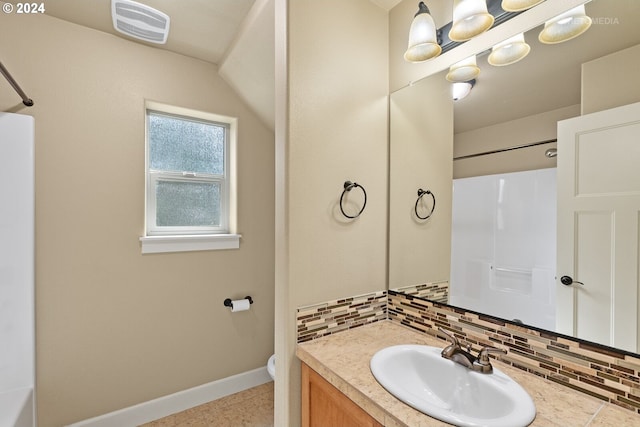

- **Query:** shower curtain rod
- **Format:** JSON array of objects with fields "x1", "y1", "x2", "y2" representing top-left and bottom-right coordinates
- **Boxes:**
[
  {"x1": 453, "y1": 138, "x2": 557, "y2": 161},
  {"x1": 0, "y1": 61, "x2": 34, "y2": 107}
]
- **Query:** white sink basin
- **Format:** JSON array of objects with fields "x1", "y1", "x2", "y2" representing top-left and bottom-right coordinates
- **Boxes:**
[{"x1": 370, "y1": 345, "x2": 536, "y2": 427}]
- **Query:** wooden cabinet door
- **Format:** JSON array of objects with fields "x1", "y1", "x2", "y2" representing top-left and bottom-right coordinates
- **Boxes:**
[{"x1": 301, "y1": 363, "x2": 383, "y2": 427}]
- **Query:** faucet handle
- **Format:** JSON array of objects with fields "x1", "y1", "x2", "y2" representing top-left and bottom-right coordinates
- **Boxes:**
[
  {"x1": 473, "y1": 346, "x2": 507, "y2": 373},
  {"x1": 438, "y1": 327, "x2": 461, "y2": 358},
  {"x1": 437, "y1": 327, "x2": 459, "y2": 347}
]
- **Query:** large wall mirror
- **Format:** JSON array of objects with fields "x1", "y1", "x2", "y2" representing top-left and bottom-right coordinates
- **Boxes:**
[{"x1": 389, "y1": 0, "x2": 640, "y2": 353}]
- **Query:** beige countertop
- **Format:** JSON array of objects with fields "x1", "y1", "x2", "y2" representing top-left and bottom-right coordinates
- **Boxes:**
[{"x1": 296, "y1": 320, "x2": 640, "y2": 427}]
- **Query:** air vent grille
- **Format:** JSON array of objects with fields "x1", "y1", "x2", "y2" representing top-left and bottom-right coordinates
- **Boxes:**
[{"x1": 111, "y1": 0, "x2": 170, "y2": 44}]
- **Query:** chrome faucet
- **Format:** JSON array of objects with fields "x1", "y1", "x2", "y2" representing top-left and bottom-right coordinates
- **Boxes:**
[{"x1": 438, "y1": 327, "x2": 507, "y2": 374}]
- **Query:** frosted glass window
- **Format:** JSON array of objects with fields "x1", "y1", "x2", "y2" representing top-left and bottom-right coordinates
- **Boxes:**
[
  {"x1": 145, "y1": 105, "x2": 234, "y2": 237},
  {"x1": 148, "y1": 113, "x2": 225, "y2": 175},
  {"x1": 156, "y1": 180, "x2": 221, "y2": 227}
]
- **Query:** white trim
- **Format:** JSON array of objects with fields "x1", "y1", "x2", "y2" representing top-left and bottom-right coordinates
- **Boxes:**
[
  {"x1": 140, "y1": 234, "x2": 241, "y2": 254},
  {"x1": 66, "y1": 367, "x2": 271, "y2": 427}
]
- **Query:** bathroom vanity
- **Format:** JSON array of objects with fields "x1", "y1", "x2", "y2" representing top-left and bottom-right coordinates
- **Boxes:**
[
  {"x1": 297, "y1": 321, "x2": 640, "y2": 426},
  {"x1": 302, "y1": 363, "x2": 382, "y2": 427}
]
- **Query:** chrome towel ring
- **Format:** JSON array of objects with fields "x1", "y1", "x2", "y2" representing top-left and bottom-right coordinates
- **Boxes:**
[
  {"x1": 415, "y1": 188, "x2": 435, "y2": 220},
  {"x1": 340, "y1": 181, "x2": 367, "y2": 219}
]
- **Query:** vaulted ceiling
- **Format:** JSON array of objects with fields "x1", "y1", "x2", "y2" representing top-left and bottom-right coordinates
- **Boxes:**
[
  {"x1": 36, "y1": 0, "x2": 402, "y2": 132},
  {"x1": 12, "y1": 0, "x2": 640, "y2": 134},
  {"x1": 43, "y1": 0, "x2": 258, "y2": 64}
]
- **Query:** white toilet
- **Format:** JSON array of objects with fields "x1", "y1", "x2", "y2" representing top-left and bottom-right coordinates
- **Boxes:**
[{"x1": 267, "y1": 354, "x2": 276, "y2": 381}]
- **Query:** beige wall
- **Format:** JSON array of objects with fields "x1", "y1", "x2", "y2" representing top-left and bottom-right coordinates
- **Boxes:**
[
  {"x1": 287, "y1": 0, "x2": 388, "y2": 319},
  {"x1": 272, "y1": 5, "x2": 640, "y2": 426},
  {"x1": 276, "y1": 0, "x2": 389, "y2": 424},
  {"x1": 0, "y1": 13, "x2": 274, "y2": 427},
  {"x1": 452, "y1": 43, "x2": 640, "y2": 179},
  {"x1": 453, "y1": 105, "x2": 580, "y2": 178},
  {"x1": 582, "y1": 43, "x2": 640, "y2": 115},
  {"x1": 389, "y1": 71, "x2": 453, "y2": 288}
]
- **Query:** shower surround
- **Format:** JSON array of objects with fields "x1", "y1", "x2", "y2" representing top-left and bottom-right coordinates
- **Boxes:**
[{"x1": 0, "y1": 112, "x2": 35, "y2": 427}]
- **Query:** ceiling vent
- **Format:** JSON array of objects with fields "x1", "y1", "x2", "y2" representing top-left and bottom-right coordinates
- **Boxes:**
[{"x1": 111, "y1": 0, "x2": 170, "y2": 44}]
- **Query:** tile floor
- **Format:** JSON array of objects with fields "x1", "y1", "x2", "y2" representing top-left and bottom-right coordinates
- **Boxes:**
[{"x1": 140, "y1": 382, "x2": 274, "y2": 427}]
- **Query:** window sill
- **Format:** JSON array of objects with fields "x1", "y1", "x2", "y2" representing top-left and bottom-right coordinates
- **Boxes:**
[{"x1": 140, "y1": 234, "x2": 241, "y2": 254}]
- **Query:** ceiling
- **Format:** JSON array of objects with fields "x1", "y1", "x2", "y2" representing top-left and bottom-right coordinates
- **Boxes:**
[
  {"x1": 38, "y1": 0, "x2": 403, "y2": 65},
  {"x1": 29, "y1": 0, "x2": 401, "y2": 132},
  {"x1": 34, "y1": 0, "x2": 278, "y2": 129},
  {"x1": 11, "y1": 0, "x2": 638, "y2": 134},
  {"x1": 42, "y1": 0, "x2": 257, "y2": 64},
  {"x1": 371, "y1": 0, "x2": 404, "y2": 11}
]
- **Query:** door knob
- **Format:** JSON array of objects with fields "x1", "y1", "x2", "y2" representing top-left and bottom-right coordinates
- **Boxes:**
[{"x1": 560, "y1": 275, "x2": 584, "y2": 286}]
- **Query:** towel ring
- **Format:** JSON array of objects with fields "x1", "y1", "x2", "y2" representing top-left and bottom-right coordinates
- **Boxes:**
[
  {"x1": 340, "y1": 181, "x2": 367, "y2": 219},
  {"x1": 415, "y1": 188, "x2": 435, "y2": 220}
]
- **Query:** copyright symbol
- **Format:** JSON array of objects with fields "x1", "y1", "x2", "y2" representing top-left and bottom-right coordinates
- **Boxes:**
[{"x1": 3, "y1": 3, "x2": 14, "y2": 13}]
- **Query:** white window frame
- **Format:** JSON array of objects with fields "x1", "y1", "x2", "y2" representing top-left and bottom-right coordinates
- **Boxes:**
[
  {"x1": 140, "y1": 101, "x2": 239, "y2": 254},
  {"x1": 146, "y1": 112, "x2": 229, "y2": 236}
]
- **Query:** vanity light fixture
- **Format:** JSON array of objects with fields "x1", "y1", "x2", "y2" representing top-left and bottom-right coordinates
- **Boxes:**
[
  {"x1": 539, "y1": 4, "x2": 592, "y2": 44},
  {"x1": 501, "y1": 0, "x2": 544, "y2": 12},
  {"x1": 404, "y1": 2, "x2": 442, "y2": 62},
  {"x1": 449, "y1": 0, "x2": 495, "y2": 42},
  {"x1": 452, "y1": 79, "x2": 476, "y2": 101},
  {"x1": 446, "y1": 55, "x2": 480, "y2": 82},
  {"x1": 487, "y1": 33, "x2": 530, "y2": 66}
]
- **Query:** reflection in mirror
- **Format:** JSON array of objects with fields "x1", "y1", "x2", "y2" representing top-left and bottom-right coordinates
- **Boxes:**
[
  {"x1": 389, "y1": 0, "x2": 640, "y2": 353},
  {"x1": 389, "y1": 71, "x2": 453, "y2": 294}
]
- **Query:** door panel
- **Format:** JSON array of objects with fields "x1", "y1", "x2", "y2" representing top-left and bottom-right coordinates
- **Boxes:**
[
  {"x1": 557, "y1": 101, "x2": 640, "y2": 353},
  {"x1": 575, "y1": 211, "x2": 613, "y2": 344},
  {"x1": 575, "y1": 122, "x2": 640, "y2": 195}
]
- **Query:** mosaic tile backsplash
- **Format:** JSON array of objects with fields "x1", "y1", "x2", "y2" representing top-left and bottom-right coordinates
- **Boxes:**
[
  {"x1": 393, "y1": 281, "x2": 449, "y2": 304},
  {"x1": 387, "y1": 290, "x2": 640, "y2": 415},
  {"x1": 296, "y1": 291, "x2": 387, "y2": 343},
  {"x1": 296, "y1": 290, "x2": 640, "y2": 415}
]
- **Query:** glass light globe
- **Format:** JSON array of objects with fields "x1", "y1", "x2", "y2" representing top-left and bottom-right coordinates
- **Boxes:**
[
  {"x1": 501, "y1": 0, "x2": 544, "y2": 12},
  {"x1": 539, "y1": 5, "x2": 592, "y2": 44},
  {"x1": 449, "y1": 0, "x2": 494, "y2": 42},
  {"x1": 446, "y1": 56, "x2": 480, "y2": 82},
  {"x1": 404, "y1": 2, "x2": 441, "y2": 62},
  {"x1": 488, "y1": 33, "x2": 531, "y2": 66}
]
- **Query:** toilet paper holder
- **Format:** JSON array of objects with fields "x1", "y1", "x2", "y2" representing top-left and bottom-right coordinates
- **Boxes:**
[{"x1": 223, "y1": 296, "x2": 253, "y2": 308}]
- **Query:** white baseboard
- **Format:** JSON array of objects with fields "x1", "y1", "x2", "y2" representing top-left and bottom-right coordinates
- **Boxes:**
[{"x1": 67, "y1": 367, "x2": 272, "y2": 427}]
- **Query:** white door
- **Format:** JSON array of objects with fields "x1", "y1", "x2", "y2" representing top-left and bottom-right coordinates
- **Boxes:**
[{"x1": 557, "y1": 101, "x2": 640, "y2": 353}]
